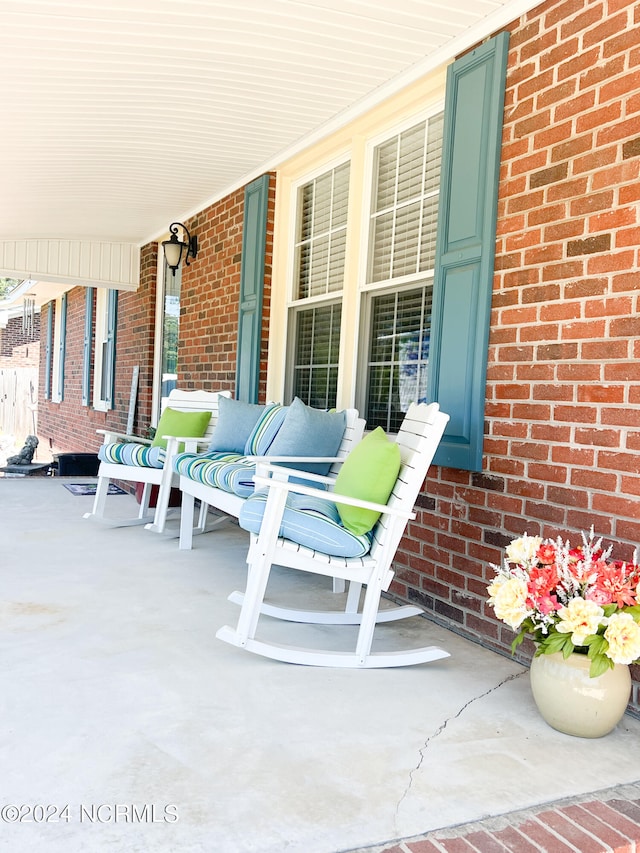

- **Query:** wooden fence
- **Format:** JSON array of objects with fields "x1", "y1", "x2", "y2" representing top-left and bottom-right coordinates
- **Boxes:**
[{"x1": 0, "y1": 368, "x2": 39, "y2": 445}]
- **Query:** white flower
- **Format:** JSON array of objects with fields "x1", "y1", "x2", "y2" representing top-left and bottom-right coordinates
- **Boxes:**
[
  {"x1": 604, "y1": 613, "x2": 640, "y2": 665},
  {"x1": 556, "y1": 598, "x2": 604, "y2": 646},
  {"x1": 487, "y1": 576, "x2": 530, "y2": 631},
  {"x1": 505, "y1": 534, "x2": 542, "y2": 566}
]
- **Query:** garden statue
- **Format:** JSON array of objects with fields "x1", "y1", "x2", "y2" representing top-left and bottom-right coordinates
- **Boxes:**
[{"x1": 7, "y1": 435, "x2": 39, "y2": 465}]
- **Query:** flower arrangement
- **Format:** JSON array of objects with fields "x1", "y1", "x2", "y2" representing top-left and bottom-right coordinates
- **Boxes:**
[{"x1": 487, "y1": 529, "x2": 640, "y2": 677}]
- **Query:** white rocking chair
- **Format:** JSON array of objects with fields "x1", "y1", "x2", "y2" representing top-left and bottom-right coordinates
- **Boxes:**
[
  {"x1": 84, "y1": 389, "x2": 229, "y2": 532},
  {"x1": 217, "y1": 402, "x2": 451, "y2": 668}
]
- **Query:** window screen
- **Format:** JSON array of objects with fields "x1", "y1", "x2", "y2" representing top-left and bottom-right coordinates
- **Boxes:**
[
  {"x1": 365, "y1": 284, "x2": 433, "y2": 432},
  {"x1": 291, "y1": 302, "x2": 342, "y2": 409},
  {"x1": 368, "y1": 114, "x2": 443, "y2": 283},
  {"x1": 295, "y1": 163, "x2": 349, "y2": 299}
]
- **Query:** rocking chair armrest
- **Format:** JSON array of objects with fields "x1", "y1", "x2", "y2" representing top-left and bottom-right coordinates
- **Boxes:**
[
  {"x1": 246, "y1": 455, "x2": 342, "y2": 464},
  {"x1": 163, "y1": 435, "x2": 210, "y2": 455},
  {"x1": 95, "y1": 429, "x2": 152, "y2": 446},
  {"x1": 250, "y1": 460, "x2": 336, "y2": 487},
  {"x1": 252, "y1": 472, "x2": 416, "y2": 520}
]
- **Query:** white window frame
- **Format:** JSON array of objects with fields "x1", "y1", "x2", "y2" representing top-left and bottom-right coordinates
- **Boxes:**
[
  {"x1": 92, "y1": 288, "x2": 111, "y2": 411},
  {"x1": 152, "y1": 248, "x2": 182, "y2": 427},
  {"x1": 51, "y1": 296, "x2": 65, "y2": 403},
  {"x1": 355, "y1": 105, "x2": 444, "y2": 427},
  {"x1": 284, "y1": 155, "x2": 351, "y2": 406}
]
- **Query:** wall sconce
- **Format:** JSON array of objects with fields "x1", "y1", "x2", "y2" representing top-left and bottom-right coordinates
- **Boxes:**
[{"x1": 162, "y1": 222, "x2": 198, "y2": 276}]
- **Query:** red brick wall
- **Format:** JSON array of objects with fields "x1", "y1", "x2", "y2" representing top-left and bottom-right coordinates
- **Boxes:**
[
  {"x1": 178, "y1": 175, "x2": 275, "y2": 401},
  {"x1": 37, "y1": 174, "x2": 275, "y2": 455},
  {"x1": 0, "y1": 315, "x2": 41, "y2": 364},
  {"x1": 36, "y1": 284, "x2": 155, "y2": 457},
  {"x1": 391, "y1": 0, "x2": 640, "y2": 714}
]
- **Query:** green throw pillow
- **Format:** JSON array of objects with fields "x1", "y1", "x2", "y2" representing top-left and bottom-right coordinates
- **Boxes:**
[
  {"x1": 151, "y1": 407, "x2": 212, "y2": 451},
  {"x1": 333, "y1": 427, "x2": 401, "y2": 535}
]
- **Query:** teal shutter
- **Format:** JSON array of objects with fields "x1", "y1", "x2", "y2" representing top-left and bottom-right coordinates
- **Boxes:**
[
  {"x1": 44, "y1": 303, "x2": 53, "y2": 400},
  {"x1": 57, "y1": 293, "x2": 67, "y2": 401},
  {"x1": 82, "y1": 288, "x2": 94, "y2": 406},
  {"x1": 429, "y1": 31, "x2": 509, "y2": 471},
  {"x1": 236, "y1": 174, "x2": 270, "y2": 403},
  {"x1": 105, "y1": 289, "x2": 118, "y2": 408}
]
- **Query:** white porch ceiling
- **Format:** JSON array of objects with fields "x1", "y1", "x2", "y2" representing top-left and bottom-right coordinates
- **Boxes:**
[{"x1": 1, "y1": 0, "x2": 538, "y2": 252}]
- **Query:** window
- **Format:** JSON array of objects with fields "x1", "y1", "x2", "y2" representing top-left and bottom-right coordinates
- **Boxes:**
[
  {"x1": 44, "y1": 303, "x2": 53, "y2": 400},
  {"x1": 287, "y1": 162, "x2": 349, "y2": 408},
  {"x1": 365, "y1": 283, "x2": 433, "y2": 433},
  {"x1": 44, "y1": 294, "x2": 68, "y2": 403},
  {"x1": 273, "y1": 32, "x2": 509, "y2": 471},
  {"x1": 368, "y1": 116, "x2": 443, "y2": 284},
  {"x1": 294, "y1": 163, "x2": 349, "y2": 299},
  {"x1": 291, "y1": 302, "x2": 342, "y2": 408},
  {"x1": 82, "y1": 288, "x2": 94, "y2": 406},
  {"x1": 93, "y1": 288, "x2": 117, "y2": 411},
  {"x1": 160, "y1": 261, "x2": 180, "y2": 402},
  {"x1": 361, "y1": 113, "x2": 443, "y2": 430},
  {"x1": 50, "y1": 294, "x2": 67, "y2": 403}
]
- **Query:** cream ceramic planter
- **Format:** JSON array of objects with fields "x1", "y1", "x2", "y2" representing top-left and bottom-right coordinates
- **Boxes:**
[{"x1": 529, "y1": 651, "x2": 631, "y2": 738}]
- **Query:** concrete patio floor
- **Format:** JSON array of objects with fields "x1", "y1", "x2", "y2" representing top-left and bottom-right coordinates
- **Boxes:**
[{"x1": 1, "y1": 476, "x2": 639, "y2": 853}]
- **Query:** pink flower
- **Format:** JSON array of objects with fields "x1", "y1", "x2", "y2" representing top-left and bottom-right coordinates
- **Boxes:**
[
  {"x1": 536, "y1": 593, "x2": 560, "y2": 615},
  {"x1": 527, "y1": 565, "x2": 560, "y2": 612},
  {"x1": 536, "y1": 543, "x2": 557, "y2": 565},
  {"x1": 591, "y1": 563, "x2": 637, "y2": 608},
  {"x1": 585, "y1": 586, "x2": 612, "y2": 606}
]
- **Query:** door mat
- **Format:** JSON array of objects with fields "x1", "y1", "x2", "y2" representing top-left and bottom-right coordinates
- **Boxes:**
[{"x1": 63, "y1": 483, "x2": 127, "y2": 496}]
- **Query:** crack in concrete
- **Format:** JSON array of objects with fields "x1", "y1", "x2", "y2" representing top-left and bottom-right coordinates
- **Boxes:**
[{"x1": 395, "y1": 669, "x2": 526, "y2": 822}]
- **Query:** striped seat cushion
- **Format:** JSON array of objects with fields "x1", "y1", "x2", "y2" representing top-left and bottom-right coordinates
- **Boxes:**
[
  {"x1": 215, "y1": 459, "x2": 261, "y2": 497},
  {"x1": 239, "y1": 489, "x2": 373, "y2": 558},
  {"x1": 173, "y1": 451, "x2": 258, "y2": 498},
  {"x1": 98, "y1": 442, "x2": 166, "y2": 469}
]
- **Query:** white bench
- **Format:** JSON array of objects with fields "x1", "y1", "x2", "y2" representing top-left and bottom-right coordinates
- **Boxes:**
[
  {"x1": 84, "y1": 389, "x2": 230, "y2": 532},
  {"x1": 176, "y1": 406, "x2": 366, "y2": 551}
]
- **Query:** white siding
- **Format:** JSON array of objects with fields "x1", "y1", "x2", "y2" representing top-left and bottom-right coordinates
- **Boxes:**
[{"x1": 0, "y1": 240, "x2": 140, "y2": 291}]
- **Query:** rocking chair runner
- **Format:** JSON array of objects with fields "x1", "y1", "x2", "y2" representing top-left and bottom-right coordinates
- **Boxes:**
[{"x1": 217, "y1": 402, "x2": 451, "y2": 668}]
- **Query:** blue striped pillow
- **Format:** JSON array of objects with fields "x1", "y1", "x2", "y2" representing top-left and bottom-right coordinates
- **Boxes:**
[{"x1": 244, "y1": 404, "x2": 288, "y2": 456}]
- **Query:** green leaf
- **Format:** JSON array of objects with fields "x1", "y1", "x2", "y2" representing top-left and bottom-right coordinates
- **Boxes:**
[
  {"x1": 510, "y1": 620, "x2": 536, "y2": 655},
  {"x1": 586, "y1": 636, "x2": 607, "y2": 658},
  {"x1": 540, "y1": 633, "x2": 571, "y2": 655},
  {"x1": 589, "y1": 654, "x2": 614, "y2": 679},
  {"x1": 510, "y1": 632, "x2": 526, "y2": 654}
]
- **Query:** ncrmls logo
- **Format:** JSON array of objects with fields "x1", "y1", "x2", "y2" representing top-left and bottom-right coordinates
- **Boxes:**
[{"x1": 79, "y1": 804, "x2": 179, "y2": 823}]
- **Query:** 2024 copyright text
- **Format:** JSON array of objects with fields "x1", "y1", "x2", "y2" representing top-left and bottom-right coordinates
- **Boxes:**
[{"x1": 1, "y1": 804, "x2": 179, "y2": 823}]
